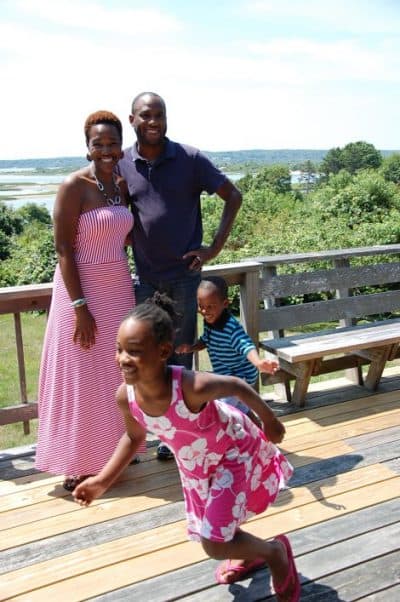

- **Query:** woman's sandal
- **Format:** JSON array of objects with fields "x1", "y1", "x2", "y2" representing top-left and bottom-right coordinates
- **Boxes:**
[
  {"x1": 62, "y1": 475, "x2": 92, "y2": 492},
  {"x1": 270, "y1": 534, "x2": 300, "y2": 602},
  {"x1": 215, "y1": 557, "x2": 266, "y2": 584}
]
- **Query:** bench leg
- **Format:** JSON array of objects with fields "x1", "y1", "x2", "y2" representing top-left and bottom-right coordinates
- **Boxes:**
[
  {"x1": 364, "y1": 345, "x2": 393, "y2": 391},
  {"x1": 345, "y1": 365, "x2": 364, "y2": 386},
  {"x1": 273, "y1": 380, "x2": 292, "y2": 403},
  {"x1": 292, "y1": 361, "x2": 315, "y2": 407}
]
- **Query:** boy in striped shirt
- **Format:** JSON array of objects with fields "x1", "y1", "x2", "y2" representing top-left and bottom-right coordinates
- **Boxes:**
[{"x1": 176, "y1": 276, "x2": 279, "y2": 420}]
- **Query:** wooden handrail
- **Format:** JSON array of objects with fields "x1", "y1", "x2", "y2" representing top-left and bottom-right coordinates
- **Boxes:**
[
  {"x1": 0, "y1": 261, "x2": 262, "y2": 429},
  {"x1": 2, "y1": 244, "x2": 400, "y2": 433},
  {"x1": 253, "y1": 244, "x2": 400, "y2": 266}
]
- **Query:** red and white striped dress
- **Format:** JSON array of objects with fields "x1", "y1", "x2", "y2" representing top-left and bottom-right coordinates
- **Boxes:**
[{"x1": 35, "y1": 206, "x2": 144, "y2": 476}]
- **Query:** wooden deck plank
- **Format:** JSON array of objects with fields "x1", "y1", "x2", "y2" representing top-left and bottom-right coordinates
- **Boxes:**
[
  {"x1": 2, "y1": 435, "x2": 397, "y2": 577},
  {"x1": 83, "y1": 499, "x2": 400, "y2": 601},
  {"x1": 0, "y1": 429, "x2": 392, "y2": 550},
  {"x1": 0, "y1": 457, "x2": 176, "y2": 512},
  {"x1": 2, "y1": 468, "x2": 399, "y2": 600},
  {"x1": 178, "y1": 529, "x2": 400, "y2": 601},
  {"x1": 279, "y1": 388, "x2": 400, "y2": 426},
  {"x1": 357, "y1": 584, "x2": 400, "y2": 601},
  {"x1": 0, "y1": 482, "x2": 183, "y2": 552},
  {"x1": 291, "y1": 549, "x2": 400, "y2": 602},
  {"x1": 1, "y1": 460, "x2": 393, "y2": 573},
  {"x1": 2, "y1": 390, "x2": 397, "y2": 500},
  {"x1": 0, "y1": 439, "x2": 355, "y2": 513},
  {"x1": 5, "y1": 477, "x2": 400, "y2": 602},
  {"x1": 295, "y1": 523, "x2": 400, "y2": 586},
  {"x1": 283, "y1": 409, "x2": 400, "y2": 453},
  {"x1": 0, "y1": 501, "x2": 186, "y2": 575},
  {"x1": 281, "y1": 398, "x2": 399, "y2": 437},
  {"x1": 1, "y1": 387, "x2": 399, "y2": 601},
  {"x1": 0, "y1": 466, "x2": 181, "y2": 530},
  {"x1": 0, "y1": 447, "x2": 158, "y2": 495},
  {"x1": 1, "y1": 388, "x2": 397, "y2": 491},
  {"x1": 1, "y1": 404, "x2": 399, "y2": 548},
  {"x1": 345, "y1": 424, "x2": 400, "y2": 449},
  {"x1": 288, "y1": 439, "x2": 400, "y2": 487}
]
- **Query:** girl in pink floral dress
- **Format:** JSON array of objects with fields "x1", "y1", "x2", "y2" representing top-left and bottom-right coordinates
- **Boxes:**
[{"x1": 74, "y1": 294, "x2": 300, "y2": 601}]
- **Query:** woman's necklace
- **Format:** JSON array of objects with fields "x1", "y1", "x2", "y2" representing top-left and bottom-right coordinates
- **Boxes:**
[{"x1": 92, "y1": 171, "x2": 121, "y2": 206}]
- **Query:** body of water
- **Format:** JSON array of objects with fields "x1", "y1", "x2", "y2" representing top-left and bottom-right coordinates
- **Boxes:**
[
  {"x1": 0, "y1": 170, "x2": 246, "y2": 214},
  {"x1": 0, "y1": 164, "x2": 304, "y2": 215},
  {"x1": 0, "y1": 174, "x2": 63, "y2": 213}
]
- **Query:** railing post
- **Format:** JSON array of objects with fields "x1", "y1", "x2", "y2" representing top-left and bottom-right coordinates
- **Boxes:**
[
  {"x1": 262, "y1": 265, "x2": 291, "y2": 401},
  {"x1": 240, "y1": 267, "x2": 259, "y2": 346},
  {"x1": 240, "y1": 265, "x2": 261, "y2": 391},
  {"x1": 334, "y1": 258, "x2": 363, "y2": 385},
  {"x1": 14, "y1": 312, "x2": 29, "y2": 434}
]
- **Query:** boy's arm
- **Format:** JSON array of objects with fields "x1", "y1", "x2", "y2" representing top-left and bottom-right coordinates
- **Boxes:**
[
  {"x1": 246, "y1": 348, "x2": 280, "y2": 375},
  {"x1": 176, "y1": 339, "x2": 207, "y2": 354},
  {"x1": 73, "y1": 386, "x2": 146, "y2": 505}
]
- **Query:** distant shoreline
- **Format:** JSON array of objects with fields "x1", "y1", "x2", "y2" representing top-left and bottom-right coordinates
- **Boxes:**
[{"x1": 1, "y1": 148, "x2": 398, "y2": 176}]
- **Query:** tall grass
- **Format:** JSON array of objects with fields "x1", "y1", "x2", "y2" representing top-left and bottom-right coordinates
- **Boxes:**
[{"x1": 0, "y1": 312, "x2": 46, "y2": 448}]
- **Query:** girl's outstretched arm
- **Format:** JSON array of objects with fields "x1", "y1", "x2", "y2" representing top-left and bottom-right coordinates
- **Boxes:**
[
  {"x1": 183, "y1": 371, "x2": 285, "y2": 444},
  {"x1": 73, "y1": 385, "x2": 146, "y2": 506}
]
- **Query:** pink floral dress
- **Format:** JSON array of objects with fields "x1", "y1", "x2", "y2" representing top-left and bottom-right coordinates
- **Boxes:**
[{"x1": 127, "y1": 366, "x2": 293, "y2": 542}]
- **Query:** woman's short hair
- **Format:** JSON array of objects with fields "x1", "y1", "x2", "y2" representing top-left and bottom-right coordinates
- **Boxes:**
[{"x1": 84, "y1": 110, "x2": 122, "y2": 144}]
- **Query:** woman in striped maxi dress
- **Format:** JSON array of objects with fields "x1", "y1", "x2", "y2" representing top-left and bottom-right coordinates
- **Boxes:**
[{"x1": 35, "y1": 111, "x2": 144, "y2": 490}]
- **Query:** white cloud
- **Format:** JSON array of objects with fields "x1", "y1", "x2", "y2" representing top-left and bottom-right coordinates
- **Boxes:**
[
  {"x1": 0, "y1": 1, "x2": 399, "y2": 157},
  {"x1": 245, "y1": 0, "x2": 400, "y2": 34},
  {"x1": 248, "y1": 37, "x2": 400, "y2": 83},
  {"x1": 13, "y1": 0, "x2": 183, "y2": 35}
]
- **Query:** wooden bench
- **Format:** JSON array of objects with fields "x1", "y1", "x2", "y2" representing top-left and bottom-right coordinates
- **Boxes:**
[{"x1": 257, "y1": 245, "x2": 400, "y2": 406}]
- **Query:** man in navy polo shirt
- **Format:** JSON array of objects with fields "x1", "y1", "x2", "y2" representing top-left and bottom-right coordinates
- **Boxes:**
[{"x1": 118, "y1": 92, "x2": 242, "y2": 458}]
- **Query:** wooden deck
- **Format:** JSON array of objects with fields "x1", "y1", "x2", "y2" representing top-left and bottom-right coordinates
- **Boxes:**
[{"x1": 1, "y1": 373, "x2": 400, "y2": 601}]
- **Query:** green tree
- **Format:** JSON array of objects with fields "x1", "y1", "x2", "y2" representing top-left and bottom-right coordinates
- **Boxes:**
[
  {"x1": 313, "y1": 170, "x2": 400, "y2": 227},
  {"x1": 381, "y1": 153, "x2": 400, "y2": 184},
  {"x1": 4, "y1": 222, "x2": 56, "y2": 285},
  {"x1": 252, "y1": 164, "x2": 292, "y2": 194},
  {"x1": 236, "y1": 173, "x2": 254, "y2": 194},
  {"x1": 321, "y1": 141, "x2": 382, "y2": 176},
  {"x1": 15, "y1": 203, "x2": 51, "y2": 227},
  {"x1": 320, "y1": 147, "x2": 342, "y2": 176},
  {"x1": 341, "y1": 141, "x2": 382, "y2": 174},
  {"x1": 0, "y1": 203, "x2": 23, "y2": 259}
]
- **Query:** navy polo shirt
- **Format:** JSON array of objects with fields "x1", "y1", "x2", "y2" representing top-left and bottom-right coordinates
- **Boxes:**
[{"x1": 118, "y1": 138, "x2": 227, "y2": 280}]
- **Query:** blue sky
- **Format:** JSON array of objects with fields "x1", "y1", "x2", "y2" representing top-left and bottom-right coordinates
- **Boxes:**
[{"x1": 1, "y1": 0, "x2": 399, "y2": 159}]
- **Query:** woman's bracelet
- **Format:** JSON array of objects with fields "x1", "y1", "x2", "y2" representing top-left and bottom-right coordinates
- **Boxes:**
[{"x1": 71, "y1": 297, "x2": 87, "y2": 308}]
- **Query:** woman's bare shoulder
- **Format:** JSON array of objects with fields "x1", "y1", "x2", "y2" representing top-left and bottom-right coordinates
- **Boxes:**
[{"x1": 62, "y1": 167, "x2": 91, "y2": 188}]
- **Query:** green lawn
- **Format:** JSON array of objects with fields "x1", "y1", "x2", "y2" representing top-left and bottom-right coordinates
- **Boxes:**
[{"x1": 0, "y1": 312, "x2": 46, "y2": 449}]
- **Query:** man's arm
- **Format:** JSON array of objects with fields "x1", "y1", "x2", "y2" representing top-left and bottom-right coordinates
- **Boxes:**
[
  {"x1": 208, "y1": 180, "x2": 242, "y2": 259},
  {"x1": 183, "y1": 179, "x2": 242, "y2": 268}
]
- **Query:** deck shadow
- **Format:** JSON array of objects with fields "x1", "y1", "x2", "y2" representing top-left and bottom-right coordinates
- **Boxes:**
[{"x1": 273, "y1": 451, "x2": 364, "y2": 510}]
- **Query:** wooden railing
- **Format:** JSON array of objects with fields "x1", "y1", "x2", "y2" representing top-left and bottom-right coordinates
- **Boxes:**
[
  {"x1": 2, "y1": 243, "x2": 400, "y2": 434},
  {"x1": 0, "y1": 283, "x2": 52, "y2": 433},
  {"x1": 0, "y1": 262, "x2": 261, "y2": 431}
]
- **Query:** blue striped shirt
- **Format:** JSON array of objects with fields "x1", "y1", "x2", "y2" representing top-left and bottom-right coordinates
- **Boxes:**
[{"x1": 199, "y1": 311, "x2": 258, "y2": 384}]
